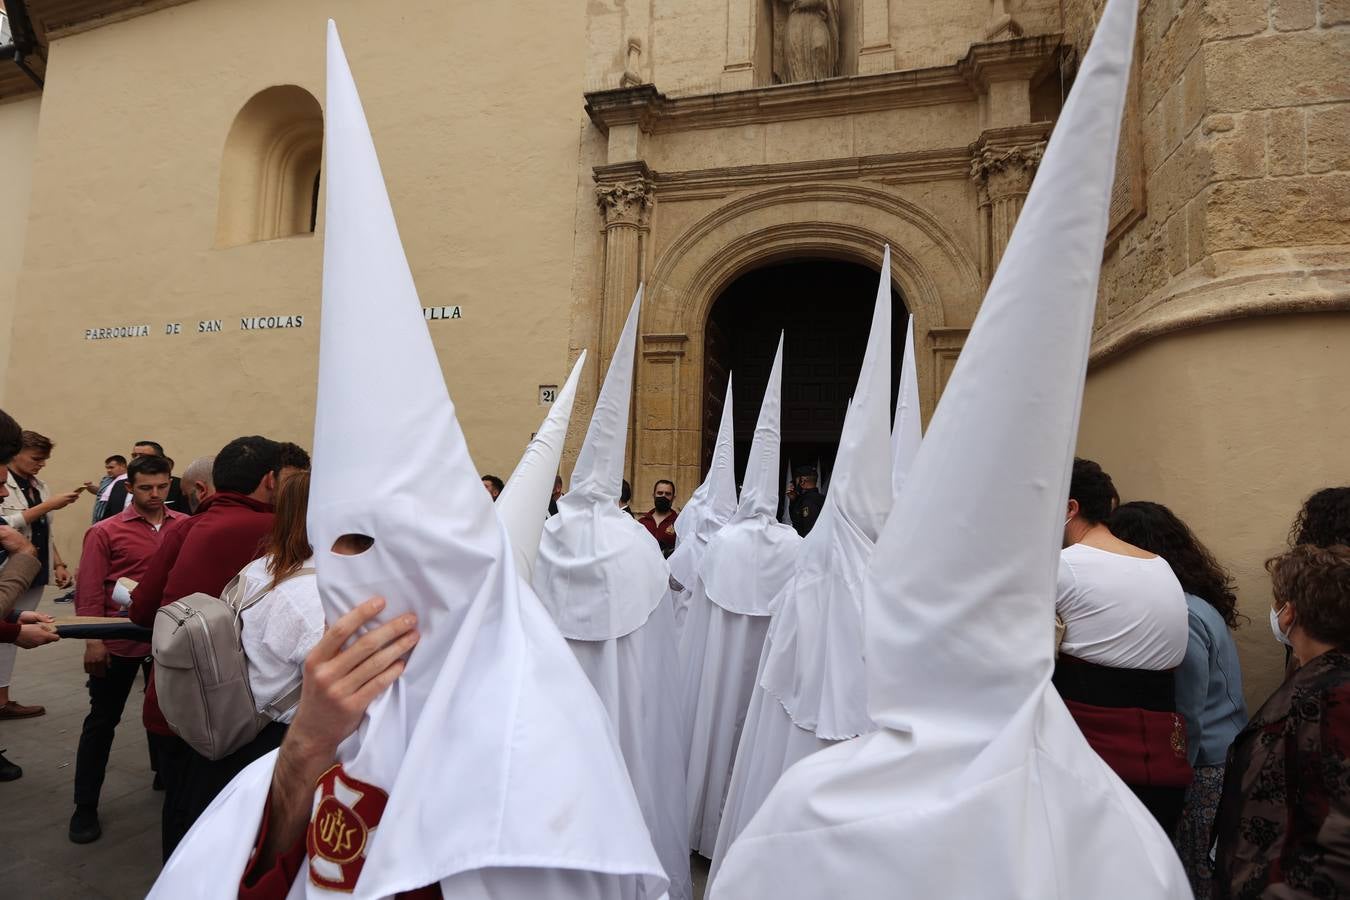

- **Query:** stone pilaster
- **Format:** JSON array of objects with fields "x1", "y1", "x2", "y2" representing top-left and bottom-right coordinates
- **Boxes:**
[
  {"x1": 857, "y1": 0, "x2": 894, "y2": 75},
  {"x1": 969, "y1": 125, "x2": 1050, "y2": 281},
  {"x1": 594, "y1": 162, "x2": 654, "y2": 375}
]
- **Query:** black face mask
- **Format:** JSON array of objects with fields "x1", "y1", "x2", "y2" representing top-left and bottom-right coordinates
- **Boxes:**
[{"x1": 653, "y1": 497, "x2": 673, "y2": 513}]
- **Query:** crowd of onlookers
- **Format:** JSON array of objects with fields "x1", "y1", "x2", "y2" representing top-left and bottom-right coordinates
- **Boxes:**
[
  {"x1": 1055, "y1": 458, "x2": 1350, "y2": 898},
  {"x1": 0, "y1": 406, "x2": 1346, "y2": 897}
]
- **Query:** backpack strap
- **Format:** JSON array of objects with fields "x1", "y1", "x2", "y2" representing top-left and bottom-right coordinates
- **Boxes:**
[
  {"x1": 261, "y1": 678, "x2": 304, "y2": 721},
  {"x1": 246, "y1": 563, "x2": 317, "y2": 720},
  {"x1": 230, "y1": 564, "x2": 318, "y2": 617}
]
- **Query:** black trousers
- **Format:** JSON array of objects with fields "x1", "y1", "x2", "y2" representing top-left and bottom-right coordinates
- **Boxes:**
[
  {"x1": 151, "y1": 732, "x2": 196, "y2": 862},
  {"x1": 179, "y1": 722, "x2": 288, "y2": 833},
  {"x1": 73, "y1": 653, "x2": 153, "y2": 809}
]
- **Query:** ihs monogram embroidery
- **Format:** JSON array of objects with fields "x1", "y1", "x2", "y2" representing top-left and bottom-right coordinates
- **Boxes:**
[{"x1": 307, "y1": 764, "x2": 389, "y2": 892}]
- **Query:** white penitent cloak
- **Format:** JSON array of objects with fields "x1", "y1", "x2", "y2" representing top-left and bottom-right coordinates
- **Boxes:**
[
  {"x1": 681, "y1": 336, "x2": 801, "y2": 857},
  {"x1": 496, "y1": 351, "x2": 587, "y2": 582},
  {"x1": 151, "y1": 23, "x2": 666, "y2": 900},
  {"x1": 891, "y1": 313, "x2": 921, "y2": 503},
  {"x1": 667, "y1": 377, "x2": 736, "y2": 634},
  {"x1": 532, "y1": 291, "x2": 693, "y2": 900},
  {"x1": 711, "y1": 2, "x2": 1190, "y2": 898},
  {"x1": 711, "y1": 250, "x2": 894, "y2": 874}
]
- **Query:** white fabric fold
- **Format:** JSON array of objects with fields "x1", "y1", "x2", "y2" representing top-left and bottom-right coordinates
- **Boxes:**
[
  {"x1": 700, "y1": 336, "x2": 801, "y2": 616},
  {"x1": 710, "y1": 250, "x2": 895, "y2": 871},
  {"x1": 711, "y1": 2, "x2": 1189, "y2": 897},
  {"x1": 152, "y1": 23, "x2": 665, "y2": 900},
  {"x1": 533, "y1": 290, "x2": 668, "y2": 641},
  {"x1": 497, "y1": 350, "x2": 587, "y2": 582},
  {"x1": 891, "y1": 313, "x2": 922, "y2": 503},
  {"x1": 531, "y1": 288, "x2": 692, "y2": 900},
  {"x1": 681, "y1": 336, "x2": 800, "y2": 858},
  {"x1": 668, "y1": 377, "x2": 737, "y2": 630}
]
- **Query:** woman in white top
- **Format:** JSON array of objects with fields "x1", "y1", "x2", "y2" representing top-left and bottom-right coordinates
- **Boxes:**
[
  {"x1": 1054, "y1": 458, "x2": 1190, "y2": 833},
  {"x1": 185, "y1": 469, "x2": 323, "y2": 813},
  {"x1": 239, "y1": 469, "x2": 323, "y2": 726}
]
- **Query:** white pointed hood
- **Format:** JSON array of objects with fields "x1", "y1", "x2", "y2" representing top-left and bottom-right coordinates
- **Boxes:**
[
  {"x1": 712, "y1": 3, "x2": 1188, "y2": 897},
  {"x1": 891, "y1": 314, "x2": 922, "y2": 503},
  {"x1": 668, "y1": 376, "x2": 737, "y2": 593},
  {"x1": 152, "y1": 24, "x2": 665, "y2": 899},
  {"x1": 496, "y1": 351, "x2": 586, "y2": 581},
  {"x1": 778, "y1": 458, "x2": 794, "y2": 526},
  {"x1": 533, "y1": 289, "x2": 669, "y2": 640},
  {"x1": 702, "y1": 335, "x2": 801, "y2": 616},
  {"x1": 757, "y1": 246, "x2": 893, "y2": 740}
]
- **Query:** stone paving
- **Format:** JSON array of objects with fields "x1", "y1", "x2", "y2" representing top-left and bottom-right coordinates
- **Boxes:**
[
  {"x1": 0, "y1": 589, "x2": 712, "y2": 898},
  {"x1": 0, "y1": 590, "x2": 160, "y2": 899}
]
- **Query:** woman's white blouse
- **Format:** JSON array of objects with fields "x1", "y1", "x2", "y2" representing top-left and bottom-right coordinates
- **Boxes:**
[
  {"x1": 238, "y1": 555, "x2": 324, "y2": 723},
  {"x1": 1056, "y1": 542, "x2": 1188, "y2": 671}
]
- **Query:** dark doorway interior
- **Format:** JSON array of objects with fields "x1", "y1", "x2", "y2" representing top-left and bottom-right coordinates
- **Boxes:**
[{"x1": 703, "y1": 259, "x2": 908, "y2": 510}]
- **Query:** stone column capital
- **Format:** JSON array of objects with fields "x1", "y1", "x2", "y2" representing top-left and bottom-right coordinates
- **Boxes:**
[
  {"x1": 596, "y1": 180, "x2": 654, "y2": 228},
  {"x1": 595, "y1": 160, "x2": 655, "y2": 230},
  {"x1": 969, "y1": 124, "x2": 1051, "y2": 203}
]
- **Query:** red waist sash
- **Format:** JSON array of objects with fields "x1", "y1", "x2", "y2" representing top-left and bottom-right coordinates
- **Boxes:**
[{"x1": 1063, "y1": 699, "x2": 1193, "y2": 788}]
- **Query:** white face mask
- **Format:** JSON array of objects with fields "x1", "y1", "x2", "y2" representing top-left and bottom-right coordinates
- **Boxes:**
[{"x1": 1270, "y1": 604, "x2": 1294, "y2": 648}]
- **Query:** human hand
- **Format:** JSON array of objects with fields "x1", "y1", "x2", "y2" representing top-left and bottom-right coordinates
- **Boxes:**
[
  {"x1": 83, "y1": 481, "x2": 98, "y2": 493},
  {"x1": 256, "y1": 597, "x2": 418, "y2": 875},
  {"x1": 16, "y1": 623, "x2": 58, "y2": 649},
  {"x1": 53, "y1": 565, "x2": 72, "y2": 588},
  {"x1": 0, "y1": 526, "x2": 36, "y2": 557},
  {"x1": 289, "y1": 596, "x2": 419, "y2": 761},
  {"x1": 45, "y1": 491, "x2": 82, "y2": 512},
  {"x1": 83, "y1": 639, "x2": 109, "y2": 677},
  {"x1": 17, "y1": 611, "x2": 53, "y2": 625}
]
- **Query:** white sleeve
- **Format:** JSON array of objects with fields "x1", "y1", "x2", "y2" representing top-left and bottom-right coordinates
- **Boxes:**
[{"x1": 1054, "y1": 555, "x2": 1077, "y2": 617}]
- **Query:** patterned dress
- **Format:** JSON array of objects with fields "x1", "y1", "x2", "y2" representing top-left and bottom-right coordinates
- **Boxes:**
[{"x1": 1212, "y1": 650, "x2": 1350, "y2": 898}]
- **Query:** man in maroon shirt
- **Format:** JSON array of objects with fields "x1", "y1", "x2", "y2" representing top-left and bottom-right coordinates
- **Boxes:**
[
  {"x1": 70, "y1": 453, "x2": 185, "y2": 844},
  {"x1": 637, "y1": 479, "x2": 679, "y2": 557},
  {"x1": 128, "y1": 434, "x2": 286, "y2": 860}
]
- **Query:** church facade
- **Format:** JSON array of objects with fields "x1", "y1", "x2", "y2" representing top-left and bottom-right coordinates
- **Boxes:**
[{"x1": 0, "y1": 0, "x2": 1346, "y2": 701}]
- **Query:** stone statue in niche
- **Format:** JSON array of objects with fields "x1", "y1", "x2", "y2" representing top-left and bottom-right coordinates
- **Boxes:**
[{"x1": 775, "y1": 0, "x2": 841, "y2": 83}]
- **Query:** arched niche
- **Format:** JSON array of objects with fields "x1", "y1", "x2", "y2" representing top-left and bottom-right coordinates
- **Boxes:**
[{"x1": 215, "y1": 85, "x2": 323, "y2": 249}]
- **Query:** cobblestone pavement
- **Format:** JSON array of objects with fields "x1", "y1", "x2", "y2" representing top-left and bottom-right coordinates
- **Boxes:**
[{"x1": 0, "y1": 590, "x2": 712, "y2": 898}]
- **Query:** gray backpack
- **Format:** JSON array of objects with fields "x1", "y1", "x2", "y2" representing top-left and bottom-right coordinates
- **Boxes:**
[{"x1": 152, "y1": 565, "x2": 314, "y2": 760}]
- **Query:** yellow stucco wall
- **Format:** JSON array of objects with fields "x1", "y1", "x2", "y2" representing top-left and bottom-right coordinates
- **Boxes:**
[
  {"x1": 0, "y1": 96, "x2": 41, "y2": 406},
  {"x1": 5, "y1": 0, "x2": 590, "y2": 562},
  {"x1": 1079, "y1": 312, "x2": 1350, "y2": 708}
]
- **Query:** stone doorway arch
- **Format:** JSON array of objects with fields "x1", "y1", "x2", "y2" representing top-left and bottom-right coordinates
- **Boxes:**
[{"x1": 633, "y1": 181, "x2": 980, "y2": 495}]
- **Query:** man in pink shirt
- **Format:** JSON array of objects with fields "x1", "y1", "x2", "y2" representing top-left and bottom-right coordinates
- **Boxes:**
[{"x1": 71, "y1": 454, "x2": 185, "y2": 845}]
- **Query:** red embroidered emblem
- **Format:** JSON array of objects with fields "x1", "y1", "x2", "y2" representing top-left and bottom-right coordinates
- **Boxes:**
[{"x1": 306, "y1": 764, "x2": 388, "y2": 893}]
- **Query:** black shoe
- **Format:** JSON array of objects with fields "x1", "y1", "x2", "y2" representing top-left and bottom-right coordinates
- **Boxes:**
[
  {"x1": 69, "y1": 806, "x2": 102, "y2": 844},
  {"x1": 0, "y1": 751, "x2": 20, "y2": 781}
]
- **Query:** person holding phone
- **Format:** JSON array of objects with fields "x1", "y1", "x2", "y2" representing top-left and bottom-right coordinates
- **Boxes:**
[{"x1": 0, "y1": 430, "x2": 81, "y2": 719}]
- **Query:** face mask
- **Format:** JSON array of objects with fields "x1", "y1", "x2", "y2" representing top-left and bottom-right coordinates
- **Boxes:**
[
  {"x1": 654, "y1": 497, "x2": 672, "y2": 513},
  {"x1": 1270, "y1": 604, "x2": 1294, "y2": 647}
]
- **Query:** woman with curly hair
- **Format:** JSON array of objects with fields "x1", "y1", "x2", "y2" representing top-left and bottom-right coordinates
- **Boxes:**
[
  {"x1": 1289, "y1": 486, "x2": 1350, "y2": 548},
  {"x1": 1108, "y1": 500, "x2": 1247, "y2": 900}
]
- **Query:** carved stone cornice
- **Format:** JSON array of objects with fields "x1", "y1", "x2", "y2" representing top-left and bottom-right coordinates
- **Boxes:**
[
  {"x1": 585, "y1": 63, "x2": 978, "y2": 136},
  {"x1": 583, "y1": 84, "x2": 664, "y2": 135},
  {"x1": 594, "y1": 161, "x2": 655, "y2": 229},
  {"x1": 957, "y1": 33, "x2": 1063, "y2": 91},
  {"x1": 654, "y1": 147, "x2": 972, "y2": 200},
  {"x1": 969, "y1": 123, "x2": 1052, "y2": 202}
]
